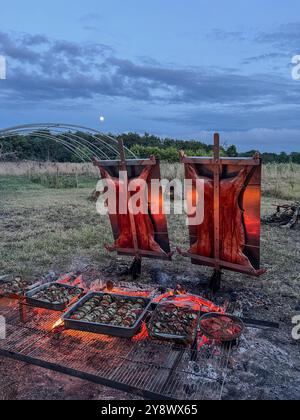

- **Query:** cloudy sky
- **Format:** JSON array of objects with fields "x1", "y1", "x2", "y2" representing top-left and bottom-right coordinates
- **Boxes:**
[{"x1": 0, "y1": 0, "x2": 300, "y2": 152}]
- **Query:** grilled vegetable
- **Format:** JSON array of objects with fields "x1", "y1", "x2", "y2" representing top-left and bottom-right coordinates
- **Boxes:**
[
  {"x1": 71, "y1": 294, "x2": 147, "y2": 328},
  {"x1": 148, "y1": 303, "x2": 199, "y2": 342},
  {"x1": 0, "y1": 277, "x2": 34, "y2": 298},
  {"x1": 30, "y1": 284, "x2": 83, "y2": 305}
]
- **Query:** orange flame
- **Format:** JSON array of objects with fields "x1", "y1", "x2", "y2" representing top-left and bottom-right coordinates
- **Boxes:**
[
  {"x1": 132, "y1": 322, "x2": 149, "y2": 342},
  {"x1": 175, "y1": 284, "x2": 187, "y2": 295},
  {"x1": 104, "y1": 287, "x2": 151, "y2": 297},
  {"x1": 197, "y1": 334, "x2": 212, "y2": 350},
  {"x1": 51, "y1": 318, "x2": 64, "y2": 330}
]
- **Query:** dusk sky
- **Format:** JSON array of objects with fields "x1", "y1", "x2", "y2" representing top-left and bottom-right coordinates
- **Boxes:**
[{"x1": 0, "y1": 0, "x2": 300, "y2": 152}]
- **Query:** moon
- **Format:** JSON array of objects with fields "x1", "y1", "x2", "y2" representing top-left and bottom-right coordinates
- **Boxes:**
[{"x1": 99, "y1": 116, "x2": 105, "y2": 122}]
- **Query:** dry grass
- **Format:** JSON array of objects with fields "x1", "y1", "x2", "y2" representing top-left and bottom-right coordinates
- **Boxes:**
[
  {"x1": 160, "y1": 162, "x2": 184, "y2": 180},
  {"x1": 0, "y1": 161, "x2": 99, "y2": 177},
  {"x1": 1, "y1": 161, "x2": 300, "y2": 200},
  {"x1": 161, "y1": 162, "x2": 300, "y2": 200},
  {"x1": 263, "y1": 163, "x2": 300, "y2": 200},
  {"x1": 0, "y1": 176, "x2": 112, "y2": 277},
  {"x1": 0, "y1": 171, "x2": 299, "y2": 302},
  {"x1": 0, "y1": 162, "x2": 299, "y2": 401},
  {"x1": 0, "y1": 162, "x2": 299, "y2": 301}
]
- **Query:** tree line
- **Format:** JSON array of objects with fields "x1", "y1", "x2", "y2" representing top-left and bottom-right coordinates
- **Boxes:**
[{"x1": 0, "y1": 131, "x2": 299, "y2": 164}]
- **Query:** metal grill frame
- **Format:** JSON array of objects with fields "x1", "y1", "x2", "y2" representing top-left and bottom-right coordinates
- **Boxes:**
[{"x1": 0, "y1": 300, "x2": 232, "y2": 400}]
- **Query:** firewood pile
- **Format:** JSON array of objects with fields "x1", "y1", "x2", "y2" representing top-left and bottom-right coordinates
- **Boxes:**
[{"x1": 263, "y1": 202, "x2": 300, "y2": 229}]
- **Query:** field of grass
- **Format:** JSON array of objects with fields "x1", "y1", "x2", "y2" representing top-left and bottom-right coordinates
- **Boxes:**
[
  {"x1": 0, "y1": 163, "x2": 299, "y2": 303},
  {"x1": 1, "y1": 160, "x2": 300, "y2": 199},
  {"x1": 1, "y1": 162, "x2": 299, "y2": 401}
]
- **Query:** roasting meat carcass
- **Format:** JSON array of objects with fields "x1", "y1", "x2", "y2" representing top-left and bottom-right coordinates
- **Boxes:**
[
  {"x1": 94, "y1": 159, "x2": 166, "y2": 254},
  {"x1": 187, "y1": 165, "x2": 214, "y2": 258},
  {"x1": 187, "y1": 164, "x2": 254, "y2": 269}
]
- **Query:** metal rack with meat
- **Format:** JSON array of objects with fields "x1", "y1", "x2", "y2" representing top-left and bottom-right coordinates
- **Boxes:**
[
  {"x1": 178, "y1": 133, "x2": 266, "y2": 292},
  {"x1": 93, "y1": 139, "x2": 172, "y2": 279}
]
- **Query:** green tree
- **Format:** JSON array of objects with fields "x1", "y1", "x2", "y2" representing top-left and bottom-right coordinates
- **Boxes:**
[{"x1": 226, "y1": 145, "x2": 238, "y2": 157}]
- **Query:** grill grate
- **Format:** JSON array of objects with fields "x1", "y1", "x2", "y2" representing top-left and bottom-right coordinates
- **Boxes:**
[{"x1": 0, "y1": 300, "x2": 232, "y2": 400}]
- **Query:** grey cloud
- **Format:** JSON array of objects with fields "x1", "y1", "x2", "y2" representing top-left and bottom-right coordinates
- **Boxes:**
[
  {"x1": 210, "y1": 29, "x2": 246, "y2": 42},
  {"x1": 79, "y1": 13, "x2": 102, "y2": 23},
  {"x1": 242, "y1": 52, "x2": 290, "y2": 65},
  {"x1": 108, "y1": 56, "x2": 300, "y2": 107},
  {"x1": 0, "y1": 31, "x2": 40, "y2": 62},
  {"x1": 255, "y1": 22, "x2": 300, "y2": 51},
  {"x1": 49, "y1": 40, "x2": 112, "y2": 57},
  {"x1": 21, "y1": 34, "x2": 50, "y2": 46},
  {"x1": 79, "y1": 13, "x2": 103, "y2": 32},
  {"x1": 214, "y1": 23, "x2": 300, "y2": 52},
  {"x1": 146, "y1": 104, "x2": 300, "y2": 132},
  {"x1": 1, "y1": 30, "x2": 300, "y2": 134}
]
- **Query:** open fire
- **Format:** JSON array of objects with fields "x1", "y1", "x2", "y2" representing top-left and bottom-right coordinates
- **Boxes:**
[
  {"x1": 6, "y1": 274, "x2": 231, "y2": 351},
  {"x1": 51, "y1": 318, "x2": 64, "y2": 332},
  {"x1": 46, "y1": 276, "x2": 228, "y2": 348},
  {"x1": 0, "y1": 275, "x2": 239, "y2": 401}
]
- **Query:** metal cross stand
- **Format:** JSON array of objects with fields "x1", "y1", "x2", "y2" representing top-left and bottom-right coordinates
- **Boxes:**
[
  {"x1": 93, "y1": 139, "x2": 172, "y2": 280},
  {"x1": 212, "y1": 133, "x2": 222, "y2": 292},
  {"x1": 118, "y1": 138, "x2": 142, "y2": 279},
  {"x1": 178, "y1": 133, "x2": 266, "y2": 293}
]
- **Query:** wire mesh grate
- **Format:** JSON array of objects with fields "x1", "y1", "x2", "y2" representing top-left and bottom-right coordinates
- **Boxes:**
[{"x1": 0, "y1": 300, "x2": 232, "y2": 400}]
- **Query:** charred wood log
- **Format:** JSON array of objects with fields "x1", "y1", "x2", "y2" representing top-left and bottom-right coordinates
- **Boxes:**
[
  {"x1": 89, "y1": 189, "x2": 100, "y2": 202},
  {"x1": 263, "y1": 202, "x2": 300, "y2": 229}
]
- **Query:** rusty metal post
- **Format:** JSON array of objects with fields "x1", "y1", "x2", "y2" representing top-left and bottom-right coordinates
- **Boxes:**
[
  {"x1": 210, "y1": 133, "x2": 222, "y2": 292},
  {"x1": 213, "y1": 133, "x2": 221, "y2": 264},
  {"x1": 118, "y1": 138, "x2": 141, "y2": 275},
  {"x1": 19, "y1": 299, "x2": 28, "y2": 323}
]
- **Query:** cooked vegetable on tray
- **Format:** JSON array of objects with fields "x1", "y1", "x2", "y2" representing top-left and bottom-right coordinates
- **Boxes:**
[
  {"x1": 148, "y1": 297, "x2": 200, "y2": 343},
  {"x1": 0, "y1": 277, "x2": 35, "y2": 298},
  {"x1": 30, "y1": 283, "x2": 83, "y2": 305},
  {"x1": 71, "y1": 294, "x2": 147, "y2": 328}
]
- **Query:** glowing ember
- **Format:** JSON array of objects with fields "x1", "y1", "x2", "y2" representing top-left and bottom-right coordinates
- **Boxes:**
[
  {"x1": 132, "y1": 322, "x2": 149, "y2": 342},
  {"x1": 174, "y1": 284, "x2": 187, "y2": 295},
  {"x1": 57, "y1": 273, "x2": 74, "y2": 284},
  {"x1": 51, "y1": 318, "x2": 64, "y2": 331},
  {"x1": 153, "y1": 293, "x2": 224, "y2": 314},
  {"x1": 57, "y1": 273, "x2": 86, "y2": 290},
  {"x1": 103, "y1": 287, "x2": 151, "y2": 297},
  {"x1": 71, "y1": 275, "x2": 84, "y2": 287},
  {"x1": 106, "y1": 281, "x2": 114, "y2": 291},
  {"x1": 197, "y1": 334, "x2": 212, "y2": 350}
]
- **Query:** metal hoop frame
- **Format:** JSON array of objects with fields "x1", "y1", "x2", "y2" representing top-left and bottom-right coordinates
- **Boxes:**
[{"x1": 0, "y1": 123, "x2": 137, "y2": 161}]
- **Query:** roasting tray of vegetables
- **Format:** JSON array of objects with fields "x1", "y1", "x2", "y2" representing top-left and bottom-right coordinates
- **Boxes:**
[
  {"x1": 63, "y1": 292, "x2": 151, "y2": 338},
  {"x1": 0, "y1": 276, "x2": 39, "y2": 300},
  {"x1": 147, "y1": 296, "x2": 201, "y2": 344},
  {"x1": 25, "y1": 282, "x2": 84, "y2": 311}
]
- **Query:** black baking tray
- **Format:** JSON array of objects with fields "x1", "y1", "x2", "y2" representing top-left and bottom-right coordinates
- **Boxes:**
[
  {"x1": 0, "y1": 277, "x2": 40, "y2": 300},
  {"x1": 62, "y1": 292, "x2": 152, "y2": 338},
  {"x1": 147, "y1": 305, "x2": 201, "y2": 345},
  {"x1": 25, "y1": 282, "x2": 84, "y2": 311}
]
